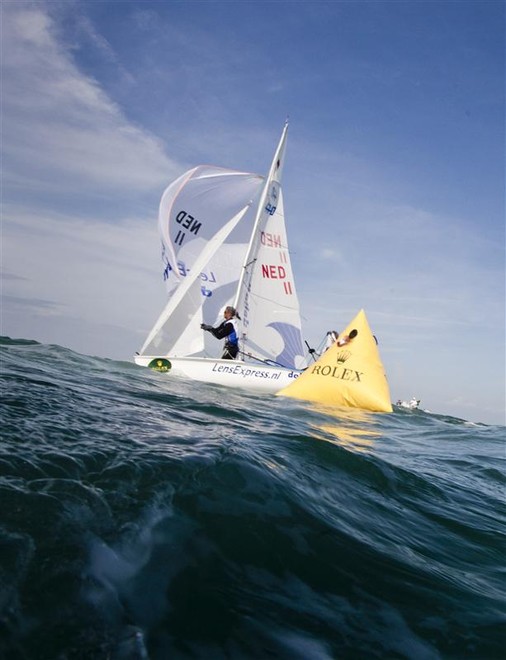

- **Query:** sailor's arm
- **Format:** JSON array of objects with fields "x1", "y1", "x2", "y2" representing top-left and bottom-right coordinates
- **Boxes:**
[{"x1": 201, "y1": 321, "x2": 232, "y2": 340}]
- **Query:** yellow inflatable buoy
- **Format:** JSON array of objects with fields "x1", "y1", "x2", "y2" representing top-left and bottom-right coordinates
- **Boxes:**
[{"x1": 277, "y1": 309, "x2": 392, "y2": 413}]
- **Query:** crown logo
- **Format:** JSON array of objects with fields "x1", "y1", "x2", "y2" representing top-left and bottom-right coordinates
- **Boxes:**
[{"x1": 336, "y1": 350, "x2": 351, "y2": 363}]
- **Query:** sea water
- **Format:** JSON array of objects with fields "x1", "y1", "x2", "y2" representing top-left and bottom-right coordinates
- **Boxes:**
[{"x1": 1, "y1": 338, "x2": 504, "y2": 659}]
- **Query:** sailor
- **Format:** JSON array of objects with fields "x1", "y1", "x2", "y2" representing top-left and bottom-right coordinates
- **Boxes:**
[
  {"x1": 324, "y1": 330, "x2": 339, "y2": 351},
  {"x1": 323, "y1": 330, "x2": 339, "y2": 352},
  {"x1": 337, "y1": 328, "x2": 358, "y2": 346},
  {"x1": 201, "y1": 306, "x2": 240, "y2": 359}
]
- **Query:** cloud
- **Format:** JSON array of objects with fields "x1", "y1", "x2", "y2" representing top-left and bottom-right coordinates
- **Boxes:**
[
  {"x1": 2, "y1": 203, "x2": 162, "y2": 329},
  {"x1": 299, "y1": 192, "x2": 502, "y2": 332},
  {"x1": 1, "y1": 3, "x2": 175, "y2": 357},
  {"x1": 1, "y1": 272, "x2": 29, "y2": 282},
  {"x1": 1, "y1": 4, "x2": 179, "y2": 198},
  {"x1": 320, "y1": 248, "x2": 343, "y2": 262},
  {"x1": 1, "y1": 294, "x2": 64, "y2": 314}
]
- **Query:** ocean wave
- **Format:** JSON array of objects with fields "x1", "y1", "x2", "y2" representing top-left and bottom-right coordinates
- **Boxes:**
[{"x1": 1, "y1": 339, "x2": 504, "y2": 658}]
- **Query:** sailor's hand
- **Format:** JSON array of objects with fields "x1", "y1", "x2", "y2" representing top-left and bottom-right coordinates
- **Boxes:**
[{"x1": 200, "y1": 323, "x2": 212, "y2": 331}]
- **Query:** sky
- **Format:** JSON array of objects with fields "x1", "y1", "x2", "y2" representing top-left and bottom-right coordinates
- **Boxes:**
[{"x1": 1, "y1": 0, "x2": 504, "y2": 425}]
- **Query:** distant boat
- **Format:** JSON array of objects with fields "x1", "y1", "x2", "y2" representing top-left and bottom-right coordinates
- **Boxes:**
[
  {"x1": 134, "y1": 122, "x2": 308, "y2": 392},
  {"x1": 396, "y1": 397, "x2": 421, "y2": 410}
]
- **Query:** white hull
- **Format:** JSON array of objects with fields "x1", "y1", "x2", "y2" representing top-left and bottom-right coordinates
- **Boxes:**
[
  {"x1": 134, "y1": 355, "x2": 301, "y2": 393},
  {"x1": 396, "y1": 399, "x2": 421, "y2": 410}
]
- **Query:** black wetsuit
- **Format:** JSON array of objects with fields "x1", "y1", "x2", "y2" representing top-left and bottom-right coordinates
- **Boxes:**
[{"x1": 208, "y1": 318, "x2": 239, "y2": 359}]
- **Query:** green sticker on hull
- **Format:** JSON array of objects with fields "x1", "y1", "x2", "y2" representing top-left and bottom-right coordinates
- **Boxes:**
[{"x1": 148, "y1": 358, "x2": 172, "y2": 372}]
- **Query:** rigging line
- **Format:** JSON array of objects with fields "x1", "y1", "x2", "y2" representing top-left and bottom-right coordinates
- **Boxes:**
[
  {"x1": 305, "y1": 340, "x2": 318, "y2": 362},
  {"x1": 242, "y1": 290, "x2": 300, "y2": 311},
  {"x1": 243, "y1": 258, "x2": 257, "y2": 269},
  {"x1": 238, "y1": 350, "x2": 290, "y2": 369}
]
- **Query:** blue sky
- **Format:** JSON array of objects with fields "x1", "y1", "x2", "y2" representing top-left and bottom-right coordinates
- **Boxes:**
[{"x1": 2, "y1": 0, "x2": 504, "y2": 424}]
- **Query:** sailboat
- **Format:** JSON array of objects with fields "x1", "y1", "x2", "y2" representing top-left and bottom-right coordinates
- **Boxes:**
[{"x1": 134, "y1": 122, "x2": 308, "y2": 392}]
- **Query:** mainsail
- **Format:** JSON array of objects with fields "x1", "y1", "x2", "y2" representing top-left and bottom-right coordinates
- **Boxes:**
[
  {"x1": 234, "y1": 123, "x2": 306, "y2": 369},
  {"x1": 139, "y1": 123, "x2": 306, "y2": 370}
]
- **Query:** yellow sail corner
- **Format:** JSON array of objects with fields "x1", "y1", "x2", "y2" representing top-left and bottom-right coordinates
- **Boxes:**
[{"x1": 277, "y1": 309, "x2": 392, "y2": 413}]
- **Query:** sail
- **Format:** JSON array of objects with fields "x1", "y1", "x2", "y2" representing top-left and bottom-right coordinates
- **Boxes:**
[
  {"x1": 140, "y1": 205, "x2": 252, "y2": 356},
  {"x1": 277, "y1": 309, "x2": 393, "y2": 412},
  {"x1": 139, "y1": 123, "x2": 307, "y2": 370},
  {"x1": 234, "y1": 124, "x2": 306, "y2": 370},
  {"x1": 140, "y1": 166, "x2": 264, "y2": 356}
]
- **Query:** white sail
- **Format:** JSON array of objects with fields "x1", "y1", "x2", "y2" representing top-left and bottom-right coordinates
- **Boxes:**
[
  {"x1": 137, "y1": 122, "x2": 307, "y2": 376},
  {"x1": 234, "y1": 123, "x2": 306, "y2": 369},
  {"x1": 140, "y1": 167, "x2": 264, "y2": 357},
  {"x1": 140, "y1": 204, "x2": 251, "y2": 355}
]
